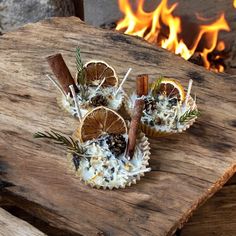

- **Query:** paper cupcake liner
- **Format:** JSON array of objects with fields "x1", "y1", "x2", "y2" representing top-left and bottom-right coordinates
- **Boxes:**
[
  {"x1": 140, "y1": 116, "x2": 197, "y2": 137},
  {"x1": 67, "y1": 131, "x2": 151, "y2": 190},
  {"x1": 124, "y1": 96, "x2": 198, "y2": 137}
]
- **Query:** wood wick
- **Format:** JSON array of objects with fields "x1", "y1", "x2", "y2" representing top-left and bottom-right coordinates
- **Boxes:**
[
  {"x1": 95, "y1": 77, "x2": 106, "y2": 92},
  {"x1": 69, "y1": 85, "x2": 82, "y2": 122},
  {"x1": 185, "y1": 79, "x2": 193, "y2": 105},
  {"x1": 115, "y1": 68, "x2": 132, "y2": 96}
]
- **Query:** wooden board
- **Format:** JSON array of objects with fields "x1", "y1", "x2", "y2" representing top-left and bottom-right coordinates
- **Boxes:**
[
  {"x1": 0, "y1": 17, "x2": 236, "y2": 236},
  {"x1": 0, "y1": 208, "x2": 46, "y2": 236},
  {"x1": 180, "y1": 179, "x2": 236, "y2": 236}
]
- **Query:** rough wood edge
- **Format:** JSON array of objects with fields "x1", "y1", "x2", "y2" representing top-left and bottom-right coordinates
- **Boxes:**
[
  {"x1": 0, "y1": 189, "x2": 82, "y2": 235},
  {"x1": 0, "y1": 207, "x2": 46, "y2": 236},
  {"x1": 180, "y1": 183, "x2": 236, "y2": 236},
  {"x1": 169, "y1": 164, "x2": 236, "y2": 236}
]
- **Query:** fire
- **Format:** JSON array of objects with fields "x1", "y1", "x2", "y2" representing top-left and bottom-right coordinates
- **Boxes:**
[
  {"x1": 116, "y1": 0, "x2": 230, "y2": 72},
  {"x1": 234, "y1": 0, "x2": 236, "y2": 8}
]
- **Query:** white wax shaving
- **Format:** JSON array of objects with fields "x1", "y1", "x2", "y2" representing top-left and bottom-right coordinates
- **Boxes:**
[
  {"x1": 75, "y1": 134, "x2": 150, "y2": 188},
  {"x1": 128, "y1": 91, "x2": 197, "y2": 132},
  {"x1": 60, "y1": 86, "x2": 125, "y2": 119}
]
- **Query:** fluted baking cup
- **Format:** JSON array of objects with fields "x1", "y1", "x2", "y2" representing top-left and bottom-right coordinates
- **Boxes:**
[
  {"x1": 67, "y1": 131, "x2": 151, "y2": 190},
  {"x1": 125, "y1": 96, "x2": 198, "y2": 137},
  {"x1": 57, "y1": 92, "x2": 126, "y2": 122}
]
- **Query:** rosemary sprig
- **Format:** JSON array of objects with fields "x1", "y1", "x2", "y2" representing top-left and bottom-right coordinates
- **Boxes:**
[
  {"x1": 76, "y1": 47, "x2": 88, "y2": 99},
  {"x1": 151, "y1": 76, "x2": 163, "y2": 97},
  {"x1": 76, "y1": 48, "x2": 85, "y2": 85},
  {"x1": 34, "y1": 130, "x2": 85, "y2": 156},
  {"x1": 179, "y1": 109, "x2": 200, "y2": 123}
]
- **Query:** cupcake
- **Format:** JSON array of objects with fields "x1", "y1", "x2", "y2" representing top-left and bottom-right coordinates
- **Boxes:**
[
  {"x1": 34, "y1": 105, "x2": 151, "y2": 189},
  {"x1": 126, "y1": 75, "x2": 199, "y2": 137},
  {"x1": 46, "y1": 48, "x2": 128, "y2": 120}
]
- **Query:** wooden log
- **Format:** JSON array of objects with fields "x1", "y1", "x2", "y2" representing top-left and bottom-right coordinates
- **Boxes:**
[
  {"x1": 0, "y1": 208, "x2": 46, "y2": 236},
  {"x1": 174, "y1": 0, "x2": 236, "y2": 75},
  {"x1": 0, "y1": 17, "x2": 235, "y2": 236}
]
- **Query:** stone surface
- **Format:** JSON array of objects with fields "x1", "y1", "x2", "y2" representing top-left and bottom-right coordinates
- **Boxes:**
[
  {"x1": 84, "y1": 0, "x2": 121, "y2": 27},
  {"x1": 0, "y1": 0, "x2": 76, "y2": 33}
]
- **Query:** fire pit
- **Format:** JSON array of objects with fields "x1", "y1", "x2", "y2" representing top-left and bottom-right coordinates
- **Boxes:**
[
  {"x1": 116, "y1": 0, "x2": 231, "y2": 72},
  {"x1": 85, "y1": 0, "x2": 236, "y2": 74}
]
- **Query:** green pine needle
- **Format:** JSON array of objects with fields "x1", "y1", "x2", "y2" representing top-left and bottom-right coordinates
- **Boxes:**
[
  {"x1": 76, "y1": 48, "x2": 86, "y2": 85},
  {"x1": 151, "y1": 76, "x2": 163, "y2": 97},
  {"x1": 76, "y1": 47, "x2": 88, "y2": 99},
  {"x1": 34, "y1": 130, "x2": 85, "y2": 156},
  {"x1": 179, "y1": 109, "x2": 200, "y2": 123}
]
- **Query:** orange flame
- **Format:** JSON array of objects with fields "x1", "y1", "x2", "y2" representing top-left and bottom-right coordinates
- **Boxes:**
[
  {"x1": 234, "y1": 0, "x2": 236, "y2": 8},
  {"x1": 116, "y1": 0, "x2": 230, "y2": 72}
]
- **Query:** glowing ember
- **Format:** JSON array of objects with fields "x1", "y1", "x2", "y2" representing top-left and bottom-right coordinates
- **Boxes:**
[{"x1": 116, "y1": 0, "x2": 230, "y2": 72}]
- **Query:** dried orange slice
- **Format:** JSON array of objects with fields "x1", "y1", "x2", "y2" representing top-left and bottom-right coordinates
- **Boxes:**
[
  {"x1": 75, "y1": 106, "x2": 127, "y2": 142},
  {"x1": 84, "y1": 61, "x2": 119, "y2": 87},
  {"x1": 152, "y1": 78, "x2": 185, "y2": 101}
]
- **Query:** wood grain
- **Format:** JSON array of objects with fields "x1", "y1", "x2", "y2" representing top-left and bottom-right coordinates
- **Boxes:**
[
  {"x1": 0, "y1": 208, "x2": 46, "y2": 236},
  {"x1": 180, "y1": 183, "x2": 236, "y2": 236},
  {"x1": 0, "y1": 17, "x2": 235, "y2": 236}
]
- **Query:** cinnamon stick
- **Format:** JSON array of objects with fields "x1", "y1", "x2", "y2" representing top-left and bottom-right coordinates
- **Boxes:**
[
  {"x1": 127, "y1": 99, "x2": 145, "y2": 158},
  {"x1": 136, "y1": 74, "x2": 149, "y2": 97},
  {"x1": 46, "y1": 53, "x2": 78, "y2": 95}
]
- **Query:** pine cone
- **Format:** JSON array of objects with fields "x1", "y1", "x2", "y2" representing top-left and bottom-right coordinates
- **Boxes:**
[
  {"x1": 144, "y1": 97, "x2": 157, "y2": 114},
  {"x1": 154, "y1": 116, "x2": 163, "y2": 125},
  {"x1": 90, "y1": 94, "x2": 108, "y2": 107},
  {"x1": 72, "y1": 154, "x2": 80, "y2": 170},
  {"x1": 169, "y1": 98, "x2": 177, "y2": 106},
  {"x1": 106, "y1": 134, "x2": 126, "y2": 156}
]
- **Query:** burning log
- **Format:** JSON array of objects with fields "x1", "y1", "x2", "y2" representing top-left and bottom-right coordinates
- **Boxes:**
[
  {"x1": 189, "y1": 42, "x2": 233, "y2": 72},
  {"x1": 115, "y1": 0, "x2": 231, "y2": 73},
  {"x1": 188, "y1": 52, "x2": 204, "y2": 67}
]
